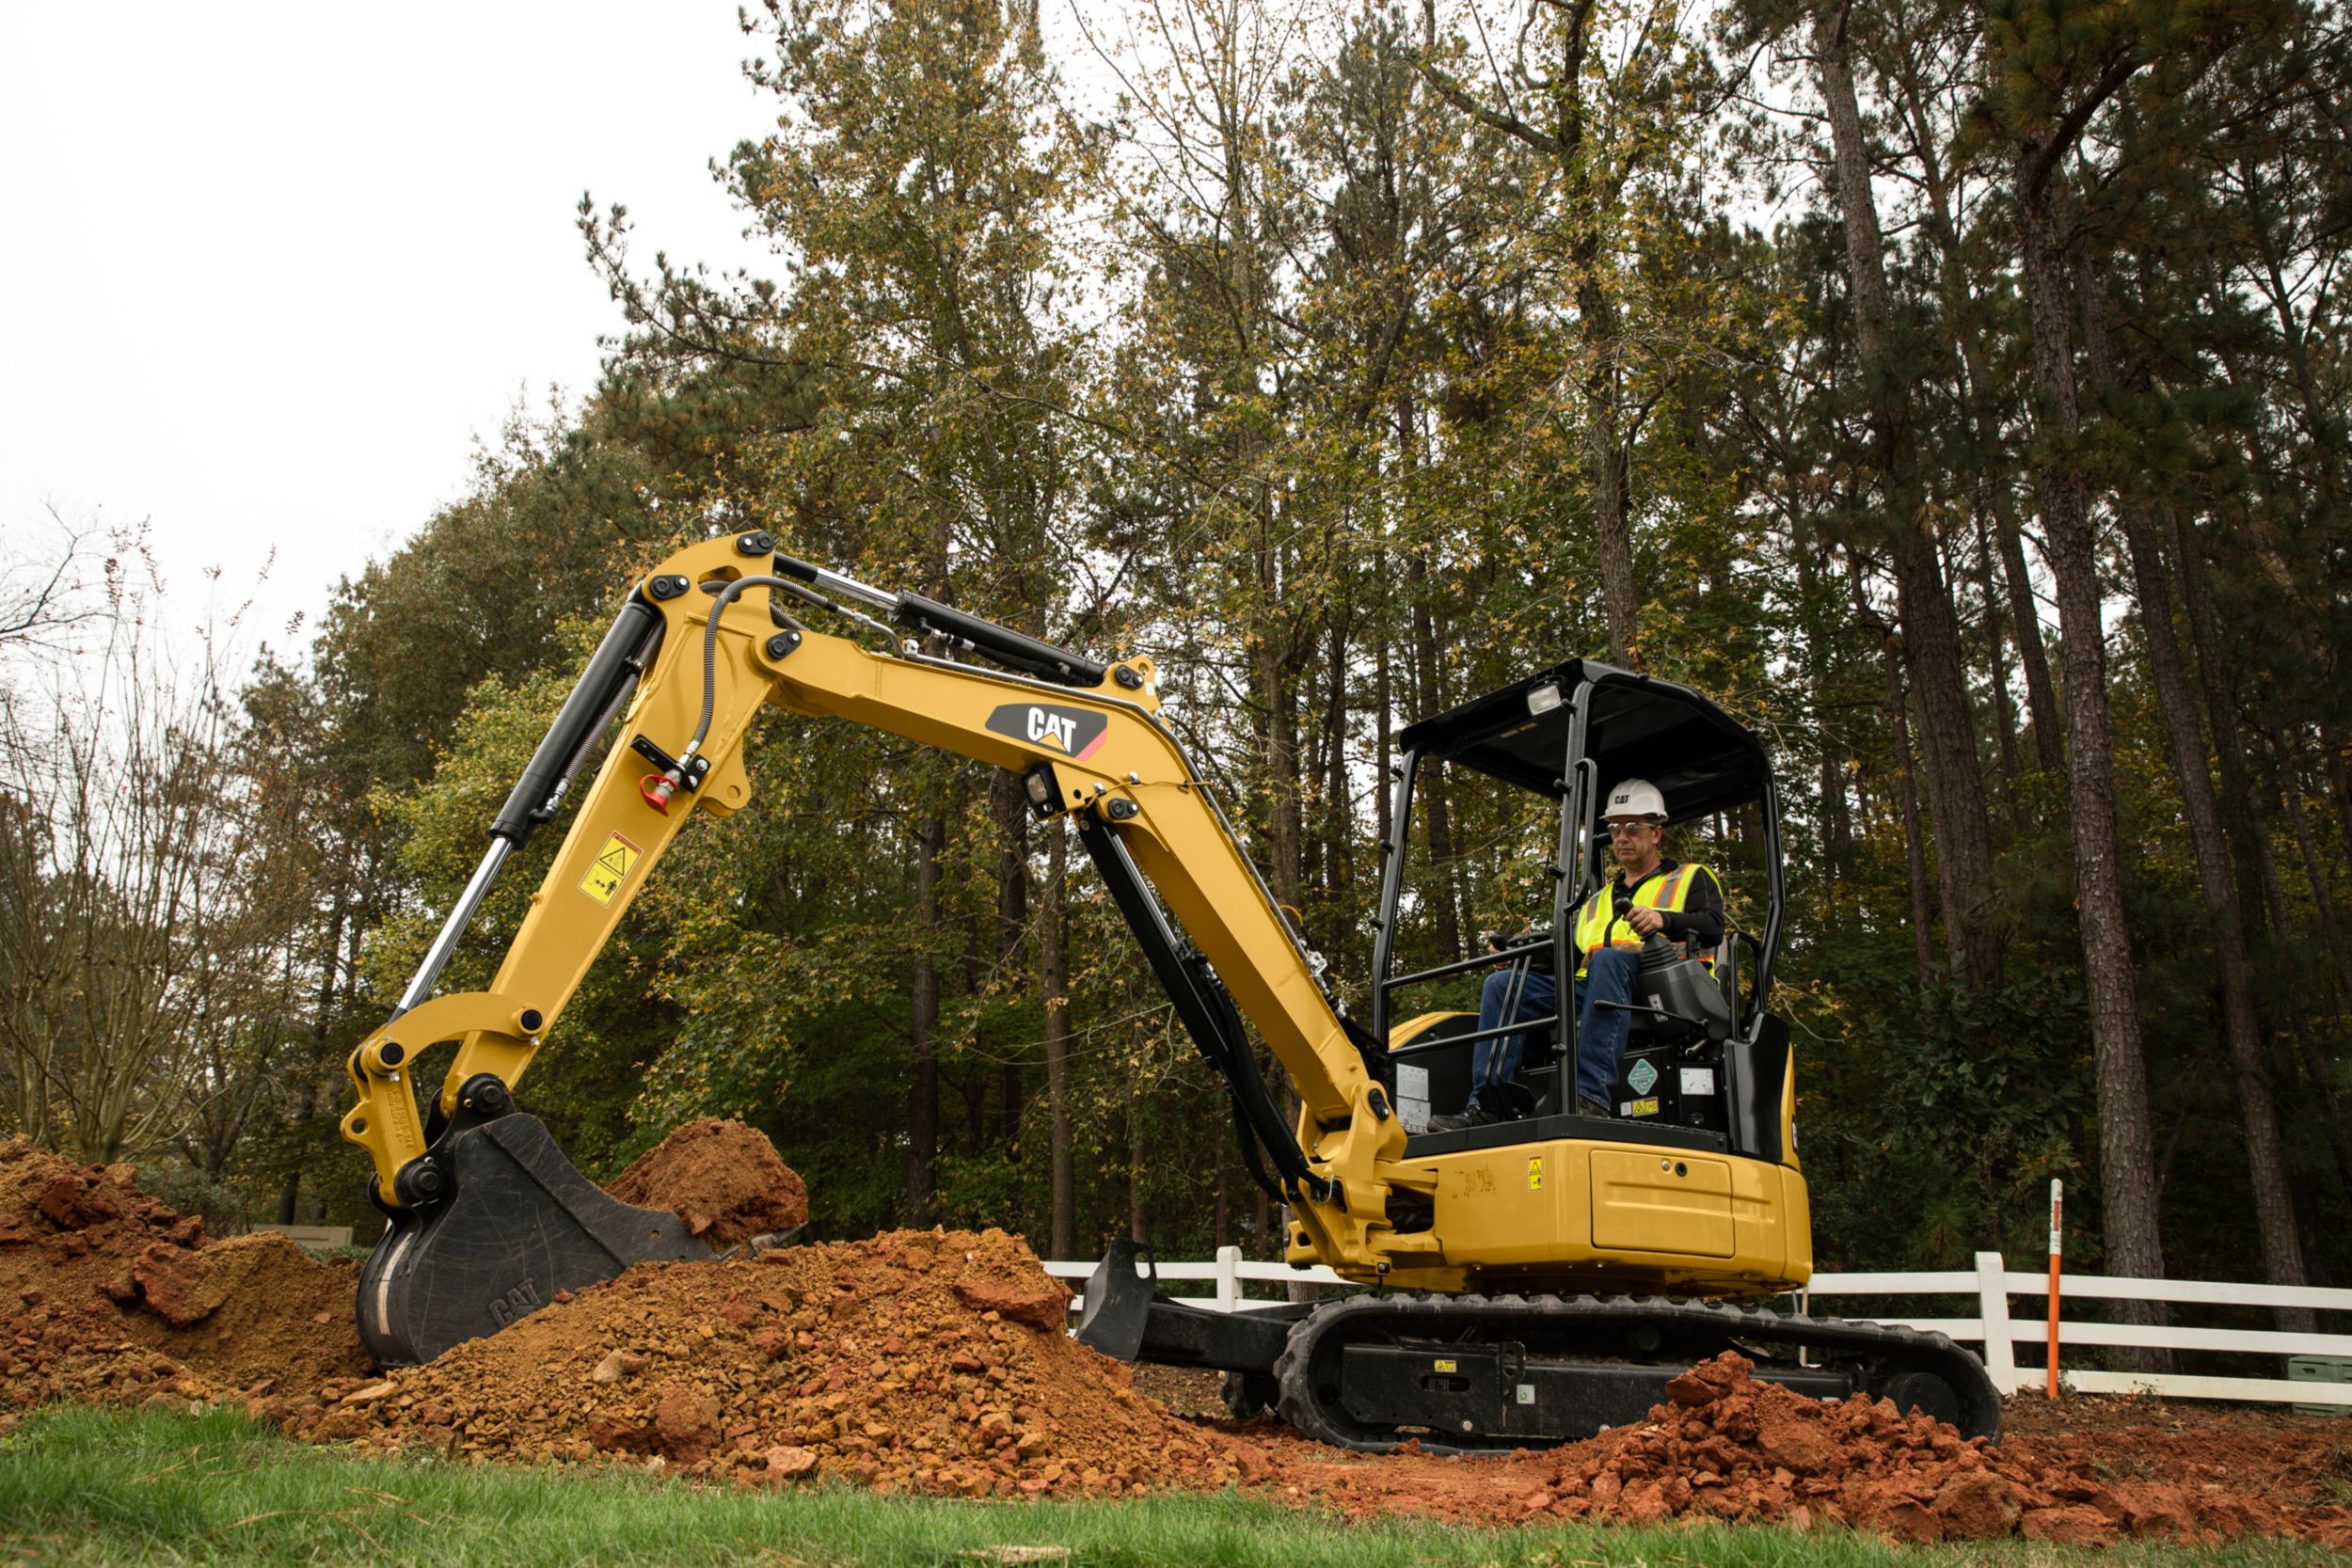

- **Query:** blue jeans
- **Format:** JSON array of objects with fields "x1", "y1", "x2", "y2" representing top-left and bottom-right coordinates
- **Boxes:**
[
  {"x1": 1466, "y1": 947, "x2": 1638, "y2": 1112},
  {"x1": 1572, "y1": 947, "x2": 1639, "y2": 1107}
]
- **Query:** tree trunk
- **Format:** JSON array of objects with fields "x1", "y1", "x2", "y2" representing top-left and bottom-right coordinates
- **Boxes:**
[
  {"x1": 1995, "y1": 516, "x2": 2067, "y2": 777},
  {"x1": 2076, "y1": 259, "x2": 2311, "y2": 1325},
  {"x1": 1899, "y1": 54, "x2": 2065, "y2": 785},
  {"x1": 992, "y1": 768, "x2": 1029, "y2": 1141},
  {"x1": 2167, "y1": 503, "x2": 2275, "y2": 938},
  {"x1": 2274, "y1": 738, "x2": 2352, "y2": 1013},
  {"x1": 1817, "y1": 20, "x2": 2001, "y2": 989},
  {"x1": 2283, "y1": 1006, "x2": 2352, "y2": 1208},
  {"x1": 1127, "y1": 1092, "x2": 1147, "y2": 1243},
  {"x1": 1974, "y1": 515, "x2": 2025, "y2": 800},
  {"x1": 1043, "y1": 825, "x2": 1073, "y2": 1261},
  {"x1": 1581, "y1": 277, "x2": 1639, "y2": 666},
  {"x1": 1407, "y1": 551, "x2": 1462, "y2": 959},
  {"x1": 2013, "y1": 155, "x2": 2169, "y2": 1350},
  {"x1": 1796, "y1": 542, "x2": 1848, "y2": 916},
  {"x1": 1259, "y1": 636, "x2": 1302, "y2": 916},
  {"x1": 1851, "y1": 551, "x2": 1937, "y2": 992},
  {"x1": 1890, "y1": 657, "x2": 1937, "y2": 995},
  {"x1": 1322, "y1": 619, "x2": 1354, "y2": 919},
  {"x1": 280, "y1": 895, "x2": 350, "y2": 1226},
  {"x1": 906, "y1": 809, "x2": 945, "y2": 1226}
]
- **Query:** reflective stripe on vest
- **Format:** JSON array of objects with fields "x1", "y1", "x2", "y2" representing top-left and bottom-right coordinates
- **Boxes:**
[{"x1": 1572, "y1": 862, "x2": 1717, "y2": 978}]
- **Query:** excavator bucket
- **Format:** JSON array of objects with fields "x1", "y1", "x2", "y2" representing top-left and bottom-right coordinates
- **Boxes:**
[{"x1": 357, "y1": 1112, "x2": 714, "y2": 1365}]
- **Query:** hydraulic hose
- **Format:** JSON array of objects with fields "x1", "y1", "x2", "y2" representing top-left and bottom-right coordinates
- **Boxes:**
[{"x1": 680, "y1": 575, "x2": 802, "y2": 767}]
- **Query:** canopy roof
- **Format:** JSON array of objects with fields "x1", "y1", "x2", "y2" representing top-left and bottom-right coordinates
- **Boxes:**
[{"x1": 1395, "y1": 659, "x2": 1772, "y2": 823}]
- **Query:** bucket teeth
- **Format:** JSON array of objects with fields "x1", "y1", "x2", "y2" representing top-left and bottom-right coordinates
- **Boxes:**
[{"x1": 357, "y1": 1113, "x2": 713, "y2": 1365}]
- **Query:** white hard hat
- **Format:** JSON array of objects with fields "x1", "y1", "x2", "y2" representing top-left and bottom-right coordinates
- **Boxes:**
[{"x1": 1604, "y1": 778, "x2": 1666, "y2": 820}]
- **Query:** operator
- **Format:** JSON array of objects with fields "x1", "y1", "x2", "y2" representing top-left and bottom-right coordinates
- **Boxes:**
[{"x1": 1427, "y1": 779, "x2": 1724, "y2": 1131}]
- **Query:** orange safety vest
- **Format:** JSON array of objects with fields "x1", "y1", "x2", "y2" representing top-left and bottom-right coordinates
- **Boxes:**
[{"x1": 1570, "y1": 862, "x2": 1720, "y2": 978}]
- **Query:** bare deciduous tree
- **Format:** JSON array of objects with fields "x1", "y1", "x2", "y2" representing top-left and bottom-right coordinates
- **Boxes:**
[{"x1": 0, "y1": 593, "x2": 285, "y2": 1168}]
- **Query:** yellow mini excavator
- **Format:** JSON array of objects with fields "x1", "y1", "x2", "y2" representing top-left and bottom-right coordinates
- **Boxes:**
[{"x1": 342, "y1": 531, "x2": 1999, "y2": 1449}]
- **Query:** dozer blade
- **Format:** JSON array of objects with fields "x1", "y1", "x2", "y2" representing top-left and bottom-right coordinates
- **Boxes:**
[
  {"x1": 1073, "y1": 1237, "x2": 1158, "y2": 1360},
  {"x1": 357, "y1": 1112, "x2": 713, "y2": 1365}
]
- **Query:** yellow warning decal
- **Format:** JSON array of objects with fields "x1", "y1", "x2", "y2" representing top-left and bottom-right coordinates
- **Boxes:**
[
  {"x1": 579, "y1": 831, "x2": 644, "y2": 907},
  {"x1": 1527, "y1": 1156, "x2": 1544, "y2": 1191},
  {"x1": 1433, "y1": 1358, "x2": 1456, "y2": 1373},
  {"x1": 1627, "y1": 1097, "x2": 1660, "y2": 1117}
]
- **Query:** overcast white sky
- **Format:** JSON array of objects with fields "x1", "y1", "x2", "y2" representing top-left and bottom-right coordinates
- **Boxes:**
[{"x1": 2, "y1": 4, "x2": 776, "y2": 653}]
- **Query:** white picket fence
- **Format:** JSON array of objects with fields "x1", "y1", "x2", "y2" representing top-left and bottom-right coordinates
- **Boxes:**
[{"x1": 1041, "y1": 1247, "x2": 2352, "y2": 1410}]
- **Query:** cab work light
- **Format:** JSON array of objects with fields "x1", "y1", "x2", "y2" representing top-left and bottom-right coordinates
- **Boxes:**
[{"x1": 1021, "y1": 762, "x2": 1068, "y2": 819}]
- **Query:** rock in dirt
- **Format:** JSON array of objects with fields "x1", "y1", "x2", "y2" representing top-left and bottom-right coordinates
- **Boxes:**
[
  {"x1": 34, "y1": 1171, "x2": 122, "y2": 1230},
  {"x1": 605, "y1": 1119, "x2": 809, "y2": 1247}
]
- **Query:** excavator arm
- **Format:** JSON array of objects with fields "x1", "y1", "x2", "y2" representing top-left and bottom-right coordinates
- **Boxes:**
[{"x1": 343, "y1": 531, "x2": 1411, "y2": 1362}]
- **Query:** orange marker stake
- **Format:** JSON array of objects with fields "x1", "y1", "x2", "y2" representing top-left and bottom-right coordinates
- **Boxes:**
[{"x1": 2046, "y1": 1178, "x2": 2064, "y2": 1400}]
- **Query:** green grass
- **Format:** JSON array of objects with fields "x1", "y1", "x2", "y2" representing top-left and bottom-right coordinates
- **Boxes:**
[{"x1": 0, "y1": 1405, "x2": 2340, "y2": 1568}]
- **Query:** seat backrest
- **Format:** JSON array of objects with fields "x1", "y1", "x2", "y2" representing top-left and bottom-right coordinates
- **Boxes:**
[{"x1": 1715, "y1": 927, "x2": 1741, "y2": 1022}]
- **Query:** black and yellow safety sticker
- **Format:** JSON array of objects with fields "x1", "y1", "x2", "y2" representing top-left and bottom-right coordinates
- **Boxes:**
[{"x1": 580, "y1": 831, "x2": 643, "y2": 907}]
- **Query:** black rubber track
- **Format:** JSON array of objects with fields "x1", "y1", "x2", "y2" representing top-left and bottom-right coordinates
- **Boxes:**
[{"x1": 1273, "y1": 1291, "x2": 2002, "y2": 1455}]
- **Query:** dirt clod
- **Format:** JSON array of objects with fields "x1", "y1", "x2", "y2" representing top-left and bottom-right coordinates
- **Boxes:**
[
  {"x1": 606, "y1": 1119, "x2": 808, "y2": 1246},
  {"x1": 762, "y1": 1443, "x2": 818, "y2": 1481},
  {"x1": 132, "y1": 1242, "x2": 225, "y2": 1328}
]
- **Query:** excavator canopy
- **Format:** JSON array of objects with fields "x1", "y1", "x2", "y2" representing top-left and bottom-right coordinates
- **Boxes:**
[{"x1": 1397, "y1": 659, "x2": 1771, "y2": 824}]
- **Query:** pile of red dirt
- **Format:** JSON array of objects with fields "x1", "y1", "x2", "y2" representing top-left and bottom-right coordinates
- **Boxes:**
[
  {"x1": 1490, "y1": 1351, "x2": 2352, "y2": 1546},
  {"x1": 10, "y1": 1125, "x2": 2350, "y2": 1551},
  {"x1": 0, "y1": 1118, "x2": 814, "y2": 1415},
  {"x1": 606, "y1": 1118, "x2": 809, "y2": 1247},
  {"x1": 0, "y1": 1140, "x2": 372, "y2": 1404},
  {"x1": 302, "y1": 1228, "x2": 1237, "y2": 1498},
  {"x1": 1229, "y1": 1355, "x2": 2352, "y2": 1547},
  {"x1": 1996, "y1": 1389, "x2": 2352, "y2": 1545}
]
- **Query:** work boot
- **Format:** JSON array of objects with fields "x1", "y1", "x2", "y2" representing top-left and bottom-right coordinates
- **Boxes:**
[
  {"x1": 1424, "y1": 1102, "x2": 1497, "y2": 1134},
  {"x1": 1576, "y1": 1097, "x2": 1612, "y2": 1119}
]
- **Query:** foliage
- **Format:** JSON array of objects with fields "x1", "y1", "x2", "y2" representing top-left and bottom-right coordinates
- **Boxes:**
[{"x1": 23, "y1": 0, "x2": 2352, "y2": 1300}]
